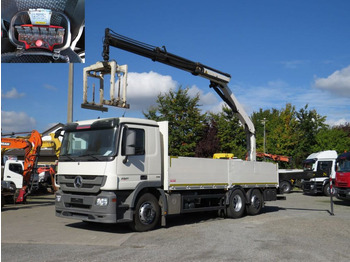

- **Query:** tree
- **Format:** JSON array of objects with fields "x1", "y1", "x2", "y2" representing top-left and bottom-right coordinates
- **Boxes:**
[
  {"x1": 251, "y1": 104, "x2": 300, "y2": 168},
  {"x1": 335, "y1": 123, "x2": 350, "y2": 138},
  {"x1": 143, "y1": 86, "x2": 206, "y2": 156},
  {"x1": 211, "y1": 106, "x2": 246, "y2": 159},
  {"x1": 294, "y1": 104, "x2": 328, "y2": 164},
  {"x1": 195, "y1": 118, "x2": 220, "y2": 158},
  {"x1": 313, "y1": 128, "x2": 350, "y2": 153}
]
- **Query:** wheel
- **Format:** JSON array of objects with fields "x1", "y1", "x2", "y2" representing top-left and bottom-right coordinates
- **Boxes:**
[
  {"x1": 246, "y1": 189, "x2": 263, "y2": 216},
  {"x1": 227, "y1": 189, "x2": 246, "y2": 219},
  {"x1": 9, "y1": 183, "x2": 17, "y2": 204},
  {"x1": 323, "y1": 183, "x2": 330, "y2": 196},
  {"x1": 279, "y1": 181, "x2": 292, "y2": 194},
  {"x1": 131, "y1": 193, "x2": 160, "y2": 232}
]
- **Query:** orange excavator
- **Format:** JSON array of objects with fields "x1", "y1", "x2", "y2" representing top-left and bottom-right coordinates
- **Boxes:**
[{"x1": 1, "y1": 130, "x2": 42, "y2": 203}]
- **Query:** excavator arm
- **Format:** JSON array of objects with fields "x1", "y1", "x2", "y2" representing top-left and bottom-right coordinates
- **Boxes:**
[
  {"x1": 1, "y1": 130, "x2": 42, "y2": 202},
  {"x1": 102, "y1": 28, "x2": 256, "y2": 160}
]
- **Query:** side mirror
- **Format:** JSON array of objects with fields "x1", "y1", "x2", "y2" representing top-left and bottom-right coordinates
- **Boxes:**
[
  {"x1": 122, "y1": 126, "x2": 136, "y2": 163},
  {"x1": 54, "y1": 128, "x2": 63, "y2": 138}
]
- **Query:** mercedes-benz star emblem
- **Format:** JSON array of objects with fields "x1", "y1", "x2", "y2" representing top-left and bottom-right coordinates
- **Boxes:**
[{"x1": 74, "y1": 176, "x2": 83, "y2": 188}]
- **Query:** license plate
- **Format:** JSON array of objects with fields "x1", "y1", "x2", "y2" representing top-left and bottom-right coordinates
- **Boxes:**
[{"x1": 71, "y1": 198, "x2": 83, "y2": 204}]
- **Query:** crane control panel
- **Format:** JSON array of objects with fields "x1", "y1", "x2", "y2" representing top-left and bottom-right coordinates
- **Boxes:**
[{"x1": 9, "y1": 9, "x2": 71, "y2": 53}]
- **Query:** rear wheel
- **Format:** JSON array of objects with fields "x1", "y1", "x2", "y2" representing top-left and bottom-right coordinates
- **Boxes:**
[
  {"x1": 227, "y1": 189, "x2": 246, "y2": 219},
  {"x1": 279, "y1": 181, "x2": 292, "y2": 194},
  {"x1": 131, "y1": 193, "x2": 160, "y2": 232},
  {"x1": 246, "y1": 189, "x2": 263, "y2": 216}
]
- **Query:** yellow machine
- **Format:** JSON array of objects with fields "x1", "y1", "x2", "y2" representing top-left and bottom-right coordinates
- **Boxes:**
[{"x1": 213, "y1": 153, "x2": 234, "y2": 159}]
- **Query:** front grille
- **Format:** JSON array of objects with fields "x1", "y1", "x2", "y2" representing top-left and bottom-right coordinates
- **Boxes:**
[
  {"x1": 337, "y1": 182, "x2": 348, "y2": 187},
  {"x1": 58, "y1": 174, "x2": 106, "y2": 193}
]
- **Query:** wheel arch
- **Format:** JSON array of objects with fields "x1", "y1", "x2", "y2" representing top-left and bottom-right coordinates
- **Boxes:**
[{"x1": 124, "y1": 181, "x2": 162, "y2": 209}]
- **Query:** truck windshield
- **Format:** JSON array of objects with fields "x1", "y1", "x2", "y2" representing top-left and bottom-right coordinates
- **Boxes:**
[
  {"x1": 60, "y1": 127, "x2": 117, "y2": 161},
  {"x1": 337, "y1": 159, "x2": 350, "y2": 172},
  {"x1": 303, "y1": 160, "x2": 315, "y2": 171}
]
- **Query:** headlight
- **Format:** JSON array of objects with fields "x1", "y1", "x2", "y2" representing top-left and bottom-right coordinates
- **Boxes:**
[
  {"x1": 96, "y1": 197, "x2": 109, "y2": 206},
  {"x1": 55, "y1": 194, "x2": 62, "y2": 202}
]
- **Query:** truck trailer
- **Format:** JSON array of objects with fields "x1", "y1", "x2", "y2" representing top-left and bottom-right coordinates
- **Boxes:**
[{"x1": 55, "y1": 118, "x2": 278, "y2": 231}]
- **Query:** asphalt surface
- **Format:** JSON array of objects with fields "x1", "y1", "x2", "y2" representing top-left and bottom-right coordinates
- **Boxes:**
[{"x1": 1, "y1": 191, "x2": 350, "y2": 262}]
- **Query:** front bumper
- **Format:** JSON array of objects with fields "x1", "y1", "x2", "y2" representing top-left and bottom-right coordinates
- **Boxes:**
[
  {"x1": 55, "y1": 190, "x2": 131, "y2": 223},
  {"x1": 302, "y1": 181, "x2": 323, "y2": 194},
  {"x1": 335, "y1": 187, "x2": 350, "y2": 200}
]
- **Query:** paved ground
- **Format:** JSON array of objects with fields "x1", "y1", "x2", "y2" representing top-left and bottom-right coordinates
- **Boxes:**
[{"x1": 1, "y1": 191, "x2": 350, "y2": 262}]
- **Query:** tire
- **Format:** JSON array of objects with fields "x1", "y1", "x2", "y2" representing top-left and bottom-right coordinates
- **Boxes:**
[
  {"x1": 279, "y1": 181, "x2": 292, "y2": 194},
  {"x1": 246, "y1": 189, "x2": 263, "y2": 216},
  {"x1": 323, "y1": 183, "x2": 330, "y2": 196},
  {"x1": 9, "y1": 183, "x2": 17, "y2": 204},
  {"x1": 227, "y1": 189, "x2": 246, "y2": 219},
  {"x1": 131, "y1": 193, "x2": 160, "y2": 232}
]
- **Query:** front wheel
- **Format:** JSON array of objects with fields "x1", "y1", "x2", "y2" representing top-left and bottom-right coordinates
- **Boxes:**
[
  {"x1": 227, "y1": 189, "x2": 246, "y2": 219},
  {"x1": 131, "y1": 193, "x2": 160, "y2": 232},
  {"x1": 323, "y1": 183, "x2": 330, "y2": 196}
]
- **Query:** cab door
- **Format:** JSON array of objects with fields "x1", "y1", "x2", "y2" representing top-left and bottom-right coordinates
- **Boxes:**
[{"x1": 116, "y1": 124, "x2": 148, "y2": 190}]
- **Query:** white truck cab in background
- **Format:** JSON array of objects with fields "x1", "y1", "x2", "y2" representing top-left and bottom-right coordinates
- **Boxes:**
[
  {"x1": 2, "y1": 160, "x2": 24, "y2": 189},
  {"x1": 301, "y1": 150, "x2": 337, "y2": 196}
]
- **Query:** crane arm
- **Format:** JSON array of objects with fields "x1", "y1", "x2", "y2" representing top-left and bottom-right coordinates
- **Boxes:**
[{"x1": 103, "y1": 28, "x2": 256, "y2": 160}]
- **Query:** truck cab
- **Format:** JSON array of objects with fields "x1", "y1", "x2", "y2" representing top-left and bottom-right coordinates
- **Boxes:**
[
  {"x1": 334, "y1": 151, "x2": 350, "y2": 201},
  {"x1": 301, "y1": 150, "x2": 337, "y2": 196},
  {"x1": 1, "y1": 160, "x2": 24, "y2": 189}
]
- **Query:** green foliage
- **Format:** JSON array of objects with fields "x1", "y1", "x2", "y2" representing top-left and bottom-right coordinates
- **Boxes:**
[
  {"x1": 312, "y1": 128, "x2": 350, "y2": 153},
  {"x1": 252, "y1": 104, "x2": 301, "y2": 168},
  {"x1": 143, "y1": 86, "x2": 347, "y2": 164},
  {"x1": 210, "y1": 106, "x2": 246, "y2": 159},
  {"x1": 293, "y1": 104, "x2": 328, "y2": 164},
  {"x1": 143, "y1": 86, "x2": 205, "y2": 156}
]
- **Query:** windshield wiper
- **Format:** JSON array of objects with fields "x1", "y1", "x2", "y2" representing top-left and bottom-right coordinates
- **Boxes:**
[
  {"x1": 60, "y1": 154, "x2": 75, "y2": 161},
  {"x1": 79, "y1": 154, "x2": 101, "y2": 160}
]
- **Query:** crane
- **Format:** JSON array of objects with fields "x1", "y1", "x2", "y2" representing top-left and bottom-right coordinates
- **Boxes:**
[
  {"x1": 1, "y1": 130, "x2": 42, "y2": 203},
  {"x1": 102, "y1": 28, "x2": 256, "y2": 160}
]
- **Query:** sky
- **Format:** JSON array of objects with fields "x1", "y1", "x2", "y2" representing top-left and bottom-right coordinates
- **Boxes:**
[{"x1": 1, "y1": 0, "x2": 350, "y2": 134}]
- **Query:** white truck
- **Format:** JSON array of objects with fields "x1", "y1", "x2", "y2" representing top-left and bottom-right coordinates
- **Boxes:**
[
  {"x1": 301, "y1": 150, "x2": 338, "y2": 196},
  {"x1": 55, "y1": 29, "x2": 279, "y2": 231},
  {"x1": 1, "y1": 159, "x2": 51, "y2": 203},
  {"x1": 1, "y1": 160, "x2": 23, "y2": 205},
  {"x1": 55, "y1": 118, "x2": 278, "y2": 231},
  {"x1": 2, "y1": 160, "x2": 24, "y2": 190}
]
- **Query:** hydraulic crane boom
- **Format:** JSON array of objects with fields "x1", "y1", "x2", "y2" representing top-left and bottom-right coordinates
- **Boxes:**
[{"x1": 103, "y1": 28, "x2": 256, "y2": 161}]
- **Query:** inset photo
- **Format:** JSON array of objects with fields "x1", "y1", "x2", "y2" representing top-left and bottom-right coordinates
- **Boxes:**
[{"x1": 1, "y1": 0, "x2": 85, "y2": 63}]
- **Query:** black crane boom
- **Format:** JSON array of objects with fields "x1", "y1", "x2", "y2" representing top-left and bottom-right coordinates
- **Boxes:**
[
  {"x1": 103, "y1": 28, "x2": 231, "y2": 85},
  {"x1": 102, "y1": 28, "x2": 256, "y2": 161}
]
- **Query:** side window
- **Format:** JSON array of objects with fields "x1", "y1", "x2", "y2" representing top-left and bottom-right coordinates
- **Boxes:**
[
  {"x1": 122, "y1": 128, "x2": 145, "y2": 156},
  {"x1": 317, "y1": 161, "x2": 332, "y2": 174},
  {"x1": 9, "y1": 163, "x2": 23, "y2": 174}
]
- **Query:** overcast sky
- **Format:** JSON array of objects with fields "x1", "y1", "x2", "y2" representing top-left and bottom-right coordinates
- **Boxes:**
[{"x1": 1, "y1": 0, "x2": 350, "y2": 134}]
